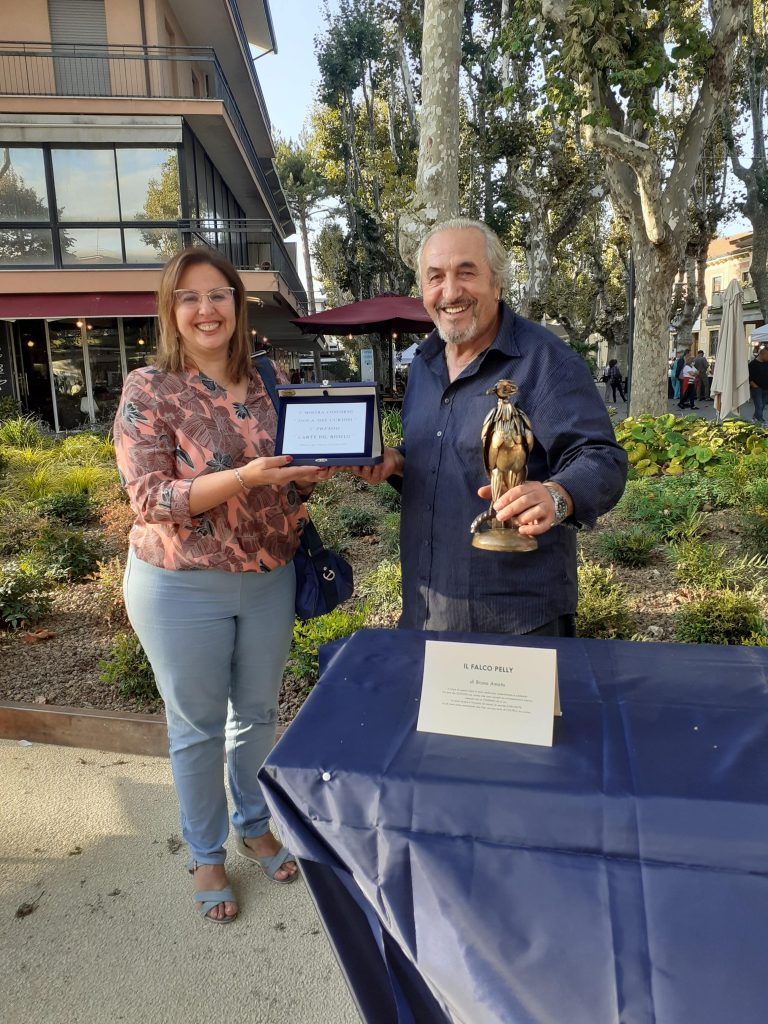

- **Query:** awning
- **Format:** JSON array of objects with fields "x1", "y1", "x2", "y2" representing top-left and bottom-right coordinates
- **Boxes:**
[
  {"x1": 292, "y1": 295, "x2": 433, "y2": 336},
  {"x1": 0, "y1": 293, "x2": 157, "y2": 318}
]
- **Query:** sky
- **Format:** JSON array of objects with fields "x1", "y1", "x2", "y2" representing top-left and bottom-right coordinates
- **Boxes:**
[{"x1": 253, "y1": 1, "x2": 338, "y2": 144}]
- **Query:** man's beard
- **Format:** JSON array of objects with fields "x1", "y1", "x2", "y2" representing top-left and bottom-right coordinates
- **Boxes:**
[{"x1": 436, "y1": 309, "x2": 478, "y2": 346}]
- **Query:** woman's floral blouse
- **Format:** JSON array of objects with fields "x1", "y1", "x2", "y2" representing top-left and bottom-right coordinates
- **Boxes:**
[{"x1": 113, "y1": 363, "x2": 305, "y2": 572}]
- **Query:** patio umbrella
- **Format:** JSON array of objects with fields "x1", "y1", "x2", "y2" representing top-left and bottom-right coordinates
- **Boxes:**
[
  {"x1": 711, "y1": 279, "x2": 750, "y2": 421},
  {"x1": 397, "y1": 341, "x2": 420, "y2": 366},
  {"x1": 292, "y1": 295, "x2": 434, "y2": 391}
]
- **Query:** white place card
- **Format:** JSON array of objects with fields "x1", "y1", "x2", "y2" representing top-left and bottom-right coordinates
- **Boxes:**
[{"x1": 416, "y1": 640, "x2": 560, "y2": 747}]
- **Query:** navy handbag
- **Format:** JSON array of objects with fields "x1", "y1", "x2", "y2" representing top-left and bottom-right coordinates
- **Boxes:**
[{"x1": 255, "y1": 355, "x2": 354, "y2": 619}]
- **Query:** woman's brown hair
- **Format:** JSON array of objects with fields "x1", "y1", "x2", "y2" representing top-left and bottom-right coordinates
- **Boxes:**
[{"x1": 154, "y1": 247, "x2": 251, "y2": 381}]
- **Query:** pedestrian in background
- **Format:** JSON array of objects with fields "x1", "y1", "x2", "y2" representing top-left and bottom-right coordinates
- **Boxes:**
[
  {"x1": 678, "y1": 356, "x2": 698, "y2": 410},
  {"x1": 607, "y1": 359, "x2": 626, "y2": 403},
  {"x1": 694, "y1": 349, "x2": 710, "y2": 401},
  {"x1": 749, "y1": 345, "x2": 768, "y2": 424}
]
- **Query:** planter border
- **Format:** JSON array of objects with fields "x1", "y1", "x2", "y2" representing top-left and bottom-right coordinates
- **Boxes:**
[
  {"x1": 0, "y1": 700, "x2": 169, "y2": 756},
  {"x1": 0, "y1": 701, "x2": 288, "y2": 757}
]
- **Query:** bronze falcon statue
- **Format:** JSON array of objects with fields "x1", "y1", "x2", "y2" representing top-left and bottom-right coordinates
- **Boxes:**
[{"x1": 470, "y1": 379, "x2": 536, "y2": 550}]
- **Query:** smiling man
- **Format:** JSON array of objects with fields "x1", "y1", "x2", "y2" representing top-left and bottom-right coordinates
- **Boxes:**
[{"x1": 354, "y1": 218, "x2": 627, "y2": 636}]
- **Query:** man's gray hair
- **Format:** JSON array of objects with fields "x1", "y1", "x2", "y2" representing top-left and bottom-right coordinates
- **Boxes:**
[{"x1": 416, "y1": 217, "x2": 508, "y2": 287}]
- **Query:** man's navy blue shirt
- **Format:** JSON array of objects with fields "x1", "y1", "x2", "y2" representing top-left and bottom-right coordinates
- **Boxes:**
[{"x1": 397, "y1": 303, "x2": 628, "y2": 634}]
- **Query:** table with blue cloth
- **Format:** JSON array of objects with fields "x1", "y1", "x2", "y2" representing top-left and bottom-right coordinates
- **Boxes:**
[{"x1": 260, "y1": 629, "x2": 768, "y2": 1024}]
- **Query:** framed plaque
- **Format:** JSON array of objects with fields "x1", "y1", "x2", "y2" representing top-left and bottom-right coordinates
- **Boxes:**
[{"x1": 274, "y1": 382, "x2": 384, "y2": 466}]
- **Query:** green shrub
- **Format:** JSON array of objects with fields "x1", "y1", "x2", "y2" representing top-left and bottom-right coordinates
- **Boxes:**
[
  {"x1": 57, "y1": 432, "x2": 115, "y2": 465},
  {"x1": 0, "y1": 396, "x2": 21, "y2": 422},
  {"x1": 667, "y1": 541, "x2": 768, "y2": 590},
  {"x1": 303, "y1": 502, "x2": 348, "y2": 554},
  {"x1": 358, "y1": 558, "x2": 402, "y2": 616},
  {"x1": 339, "y1": 506, "x2": 377, "y2": 537},
  {"x1": 576, "y1": 560, "x2": 634, "y2": 639},
  {"x1": 18, "y1": 466, "x2": 55, "y2": 501},
  {"x1": 288, "y1": 605, "x2": 369, "y2": 684},
  {"x1": 0, "y1": 499, "x2": 45, "y2": 555},
  {"x1": 379, "y1": 511, "x2": 401, "y2": 556},
  {"x1": 35, "y1": 492, "x2": 93, "y2": 526},
  {"x1": 615, "y1": 413, "x2": 768, "y2": 478},
  {"x1": 99, "y1": 630, "x2": 158, "y2": 701},
  {"x1": 0, "y1": 415, "x2": 50, "y2": 449},
  {"x1": 0, "y1": 559, "x2": 62, "y2": 629},
  {"x1": 381, "y1": 409, "x2": 403, "y2": 447},
  {"x1": 665, "y1": 508, "x2": 709, "y2": 544},
  {"x1": 744, "y1": 476, "x2": 768, "y2": 513},
  {"x1": 93, "y1": 556, "x2": 128, "y2": 625},
  {"x1": 54, "y1": 464, "x2": 117, "y2": 496},
  {"x1": 673, "y1": 590, "x2": 768, "y2": 645},
  {"x1": 617, "y1": 477, "x2": 705, "y2": 541},
  {"x1": 374, "y1": 483, "x2": 401, "y2": 511},
  {"x1": 597, "y1": 525, "x2": 656, "y2": 567},
  {"x1": 738, "y1": 511, "x2": 768, "y2": 557},
  {"x1": 0, "y1": 449, "x2": 7, "y2": 481},
  {"x1": 97, "y1": 496, "x2": 135, "y2": 554},
  {"x1": 33, "y1": 526, "x2": 104, "y2": 581}
]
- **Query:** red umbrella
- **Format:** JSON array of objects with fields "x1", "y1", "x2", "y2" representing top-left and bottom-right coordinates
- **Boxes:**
[
  {"x1": 292, "y1": 295, "x2": 433, "y2": 335},
  {"x1": 292, "y1": 295, "x2": 434, "y2": 390}
]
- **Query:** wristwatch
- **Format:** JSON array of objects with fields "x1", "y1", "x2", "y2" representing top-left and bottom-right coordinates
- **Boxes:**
[{"x1": 543, "y1": 483, "x2": 568, "y2": 525}]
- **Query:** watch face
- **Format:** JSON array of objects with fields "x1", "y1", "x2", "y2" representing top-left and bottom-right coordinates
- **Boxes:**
[{"x1": 546, "y1": 486, "x2": 567, "y2": 522}]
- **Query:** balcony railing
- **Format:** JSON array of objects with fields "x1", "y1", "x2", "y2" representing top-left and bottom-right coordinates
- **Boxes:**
[
  {"x1": 183, "y1": 218, "x2": 307, "y2": 312},
  {"x1": 0, "y1": 42, "x2": 287, "y2": 228}
]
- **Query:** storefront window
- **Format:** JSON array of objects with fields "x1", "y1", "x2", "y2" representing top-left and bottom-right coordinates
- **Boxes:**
[
  {"x1": 123, "y1": 318, "x2": 157, "y2": 373},
  {"x1": 48, "y1": 321, "x2": 88, "y2": 430},
  {"x1": 84, "y1": 320, "x2": 122, "y2": 423}
]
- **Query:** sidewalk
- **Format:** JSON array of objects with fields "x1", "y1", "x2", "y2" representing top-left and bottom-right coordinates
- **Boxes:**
[
  {"x1": 600, "y1": 386, "x2": 756, "y2": 425},
  {"x1": 0, "y1": 739, "x2": 358, "y2": 1024}
]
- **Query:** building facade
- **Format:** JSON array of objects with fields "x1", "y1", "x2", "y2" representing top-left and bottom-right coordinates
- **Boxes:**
[
  {"x1": 0, "y1": 0, "x2": 314, "y2": 430},
  {"x1": 695, "y1": 231, "x2": 763, "y2": 357}
]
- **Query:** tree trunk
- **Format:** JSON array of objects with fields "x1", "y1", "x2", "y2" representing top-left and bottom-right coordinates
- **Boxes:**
[
  {"x1": 629, "y1": 232, "x2": 681, "y2": 417},
  {"x1": 396, "y1": 21, "x2": 418, "y2": 145},
  {"x1": 297, "y1": 211, "x2": 316, "y2": 315},
  {"x1": 399, "y1": 0, "x2": 465, "y2": 269}
]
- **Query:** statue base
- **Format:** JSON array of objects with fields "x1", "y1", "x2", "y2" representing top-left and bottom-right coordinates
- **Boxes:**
[{"x1": 471, "y1": 529, "x2": 538, "y2": 552}]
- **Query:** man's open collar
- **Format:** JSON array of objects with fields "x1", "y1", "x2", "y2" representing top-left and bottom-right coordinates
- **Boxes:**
[{"x1": 418, "y1": 302, "x2": 523, "y2": 370}]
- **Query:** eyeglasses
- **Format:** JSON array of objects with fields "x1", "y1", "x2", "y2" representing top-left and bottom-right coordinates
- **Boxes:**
[{"x1": 173, "y1": 287, "x2": 235, "y2": 307}]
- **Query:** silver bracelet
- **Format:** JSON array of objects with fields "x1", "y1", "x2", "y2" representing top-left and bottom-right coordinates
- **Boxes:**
[{"x1": 233, "y1": 467, "x2": 248, "y2": 491}]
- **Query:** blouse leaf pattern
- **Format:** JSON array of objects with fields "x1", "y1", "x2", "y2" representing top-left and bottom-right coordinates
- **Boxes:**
[
  {"x1": 175, "y1": 445, "x2": 194, "y2": 469},
  {"x1": 206, "y1": 451, "x2": 233, "y2": 471},
  {"x1": 197, "y1": 373, "x2": 222, "y2": 393},
  {"x1": 113, "y1": 364, "x2": 302, "y2": 572}
]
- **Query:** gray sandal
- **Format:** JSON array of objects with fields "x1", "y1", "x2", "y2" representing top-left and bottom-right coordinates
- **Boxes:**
[
  {"x1": 234, "y1": 835, "x2": 298, "y2": 884},
  {"x1": 188, "y1": 861, "x2": 238, "y2": 924}
]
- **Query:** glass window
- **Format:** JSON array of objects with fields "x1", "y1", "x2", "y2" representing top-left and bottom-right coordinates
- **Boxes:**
[
  {"x1": 116, "y1": 148, "x2": 180, "y2": 221},
  {"x1": 0, "y1": 148, "x2": 49, "y2": 221},
  {"x1": 48, "y1": 320, "x2": 88, "y2": 431},
  {"x1": 83, "y1": 320, "x2": 121, "y2": 423},
  {"x1": 61, "y1": 228, "x2": 122, "y2": 265},
  {"x1": 52, "y1": 149, "x2": 119, "y2": 221},
  {"x1": 124, "y1": 227, "x2": 175, "y2": 264},
  {"x1": 123, "y1": 318, "x2": 156, "y2": 373},
  {"x1": 0, "y1": 228, "x2": 54, "y2": 265}
]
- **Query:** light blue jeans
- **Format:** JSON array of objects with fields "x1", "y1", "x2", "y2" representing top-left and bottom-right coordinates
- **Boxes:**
[{"x1": 123, "y1": 550, "x2": 295, "y2": 864}]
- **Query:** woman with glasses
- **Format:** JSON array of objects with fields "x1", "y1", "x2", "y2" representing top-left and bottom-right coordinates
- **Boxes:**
[{"x1": 114, "y1": 248, "x2": 326, "y2": 924}]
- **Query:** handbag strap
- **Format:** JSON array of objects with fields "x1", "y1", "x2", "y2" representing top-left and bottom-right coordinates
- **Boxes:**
[{"x1": 254, "y1": 352, "x2": 279, "y2": 411}]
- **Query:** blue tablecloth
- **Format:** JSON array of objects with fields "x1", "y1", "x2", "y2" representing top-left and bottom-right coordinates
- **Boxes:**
[{"x1": 260, "y1": 629, "x2": 768, "y2": 1024}]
